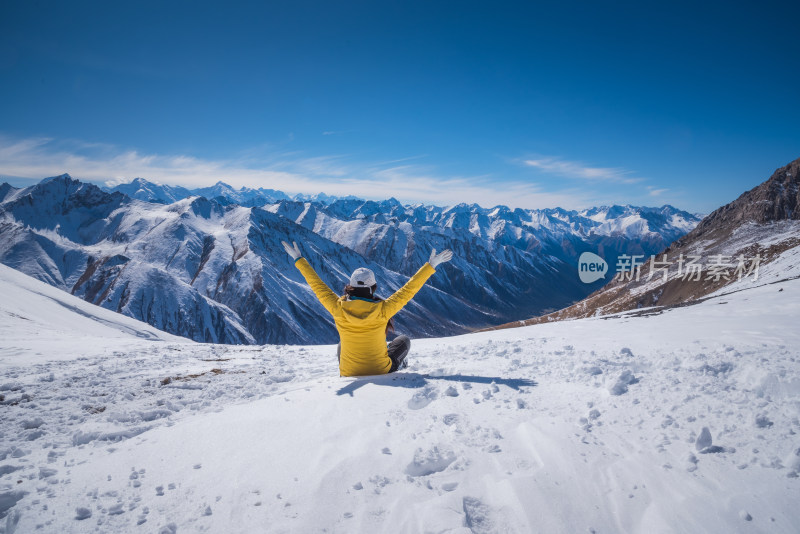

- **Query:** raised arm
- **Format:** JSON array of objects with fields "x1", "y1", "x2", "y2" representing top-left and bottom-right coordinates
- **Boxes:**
[
  {"x1": 382, "y1": 249, "x2": 453, "y2": 318},
  {"x1": 282, "y1": 241, "x2": 339, "y2": 315}
]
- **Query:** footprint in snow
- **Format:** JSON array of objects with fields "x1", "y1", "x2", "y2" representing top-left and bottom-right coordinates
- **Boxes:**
[
  {"x1": 442, "y1": 413, "x2": 459, "y2": 426},
  {"x1": 686, "y1": 453, "x2": 699, "y2": 472},
  {"x1": 585, "y1": 366, "x2": 603, "y2": 376},
  {"x1": 405, "y1": 446, "x2": 457, "y2": 477},
  {"x1": 786, "y1": 447, "x2": 800, "y2": 477},
  {"x1": 462, "y1": 497, "x2": 495, "y2": 532},
  {"x1": 108, "y1": 503, "x2": 124, "y2": 516},
  {"x1": 408, "y1": 385, "x2": 438, "y2": 410},
  {"x1": 609, "y1": 370, "x2": 638, "y2": 395}
]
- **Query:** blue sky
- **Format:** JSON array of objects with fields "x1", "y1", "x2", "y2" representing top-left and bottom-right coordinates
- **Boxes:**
[{"x1": 0, "y1": 1, "x2": 798, "y2": 213}]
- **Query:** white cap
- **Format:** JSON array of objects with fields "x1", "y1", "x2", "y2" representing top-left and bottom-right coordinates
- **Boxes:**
[{"x1": 349, "y1": 267, "x2": 376, "y2": 288}]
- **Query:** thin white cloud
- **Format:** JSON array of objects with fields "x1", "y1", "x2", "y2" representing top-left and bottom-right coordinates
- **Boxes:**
[
  {"x1": 0, "y1": 136, "x2": 54, "y2": 159},
  {"x1": 374, "y1": 154, "x2": 428, "y2": 166},
  {"x1": 358, "y1": 165, "x2": 589, "y2": 208},
  {"x1": 0, "y1": 135, "x2": 638, "y2": 210},
  {"x1": 523, "y1": 156, "x2": 643, "y2": 184},
  {"x1": 647, "y1": 186, "x2": 669, "y2": 196},
  {"x1": 270, "y1": 155, "x2": 352, "y2": 178}
]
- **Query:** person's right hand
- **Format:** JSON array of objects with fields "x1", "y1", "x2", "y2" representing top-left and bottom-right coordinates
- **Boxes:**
[
  {"x1": 281, "y1": 241, "x2": 302, "y2": 261},
  {"x1": 429, "y1": 248, "x2": 453, "y2": 269}
]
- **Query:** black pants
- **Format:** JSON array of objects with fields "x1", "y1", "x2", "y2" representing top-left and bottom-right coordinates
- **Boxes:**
[
  {"x1": 337, "y1": 335, "x2": 411, "y2": 373},
  {"x1": 387, "y1": 335, "x2": 411, "y2": 372}
]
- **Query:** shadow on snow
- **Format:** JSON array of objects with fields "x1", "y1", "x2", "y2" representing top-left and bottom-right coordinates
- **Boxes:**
[{"x1": 336, "y1": 371, "x2": 538, "y2": 397}]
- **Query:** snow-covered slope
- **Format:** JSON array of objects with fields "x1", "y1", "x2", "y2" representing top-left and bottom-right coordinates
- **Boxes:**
[
  {"x1": 0, "y1": 263, "x2": 180, "y2": 367},
  {"x1": 1, "y1": 256, "x2": 798, "y2": 533}
]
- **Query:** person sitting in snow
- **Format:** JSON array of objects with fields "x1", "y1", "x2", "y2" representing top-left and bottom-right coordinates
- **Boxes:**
[{"x1": 281, "y1": 241, "x2": 453, "y2": 377}]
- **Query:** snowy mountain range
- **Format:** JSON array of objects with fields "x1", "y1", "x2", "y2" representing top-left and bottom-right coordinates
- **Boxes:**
[
  {"x1": 0, "y1": 175, "x2": 701, "y2": 344},
  {"x1": 106, "y1": 177, "x2": 360, "y2": 206}
]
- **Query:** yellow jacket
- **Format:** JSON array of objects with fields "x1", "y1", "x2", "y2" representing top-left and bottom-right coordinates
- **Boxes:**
[{"x1": 293, "y1": 258, "x2": 436, "y2": 376}]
